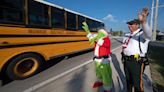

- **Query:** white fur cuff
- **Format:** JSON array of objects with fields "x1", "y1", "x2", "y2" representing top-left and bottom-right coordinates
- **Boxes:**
[{"x1": 97, "y1": 39, "x2": 104, "y2": 46}]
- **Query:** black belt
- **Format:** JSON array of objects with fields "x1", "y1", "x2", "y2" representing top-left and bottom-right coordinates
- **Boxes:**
[
  {"x1": 123, "y1": 55, "x2": 138, "y2": 61},
  {"x1": 123, "y1": 55, "x2": 147, "y2": 61},
  {"x1": 93, "y1": 56, "x2": 109, "y2": 60},
  {"x1": 121, "y1": 52, "x2": 149, "y2": 65}
]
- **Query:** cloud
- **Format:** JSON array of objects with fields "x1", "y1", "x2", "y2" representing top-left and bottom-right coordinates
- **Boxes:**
[{"x1": 103, "y1": 14, "x2": 118, "y2": 22}]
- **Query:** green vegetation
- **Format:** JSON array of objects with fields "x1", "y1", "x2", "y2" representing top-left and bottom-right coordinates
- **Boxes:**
[
  {"x1": 149, "y1": 60, "x2": 164, "y2": 91},
  {"x1": 110, "y1": 31, "x2": 124, "y2": 36}
]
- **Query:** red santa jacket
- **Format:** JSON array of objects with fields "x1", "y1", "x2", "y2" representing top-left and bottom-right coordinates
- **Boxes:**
[{"x1": 94, "y1": 37, "x2": 111, "y2": 57}]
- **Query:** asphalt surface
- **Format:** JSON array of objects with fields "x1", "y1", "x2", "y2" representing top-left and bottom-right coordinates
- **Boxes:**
[{"x1": 0, "y1": 37, "x2": 153, "y2": 92}]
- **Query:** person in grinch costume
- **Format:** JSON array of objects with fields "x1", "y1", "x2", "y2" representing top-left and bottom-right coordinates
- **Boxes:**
[{"x1": 82, "y1": 22, "x2": 112, "y2": 92}]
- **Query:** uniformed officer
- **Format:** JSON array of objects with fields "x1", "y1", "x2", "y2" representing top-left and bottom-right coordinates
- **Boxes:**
[{"x1": 122, "y1": 7, "x2": 152, "y2": 92}]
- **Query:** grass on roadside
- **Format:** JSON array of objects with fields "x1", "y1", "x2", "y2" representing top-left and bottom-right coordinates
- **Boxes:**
[
  {"x1": 149, "y1": 60, "x2": 164, "y2": 92},
  {"x1": 148, "y1": 41, "x2": 164, "y2": 92}
]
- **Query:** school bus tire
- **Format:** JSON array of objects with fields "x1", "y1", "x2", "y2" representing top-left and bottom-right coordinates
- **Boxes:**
[{"x1": 6, "y1": 53, "x2": 43, "y2": 80}]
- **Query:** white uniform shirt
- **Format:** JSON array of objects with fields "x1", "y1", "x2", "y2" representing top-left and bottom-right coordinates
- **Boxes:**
[{"x1": 123, "y1": 23, "x2": 152, "y2": 57}]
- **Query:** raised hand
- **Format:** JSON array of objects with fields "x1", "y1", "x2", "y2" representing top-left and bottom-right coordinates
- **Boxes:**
[
  {"x1": 82, "y1": 22, "x2": 91, "y2": 34},
  {"x1": 138, "y1": 7, "x2": 149, "y2": 23}
]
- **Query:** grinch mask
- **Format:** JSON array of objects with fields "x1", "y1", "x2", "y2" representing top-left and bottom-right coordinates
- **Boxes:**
[{"x1": 82, "y1": 22, "x2": 108, "y2": 44}]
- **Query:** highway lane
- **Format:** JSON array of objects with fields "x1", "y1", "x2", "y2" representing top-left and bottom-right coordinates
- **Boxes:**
[{"x1": 0, "y1": 37, "x2": 122, "y2": 92}]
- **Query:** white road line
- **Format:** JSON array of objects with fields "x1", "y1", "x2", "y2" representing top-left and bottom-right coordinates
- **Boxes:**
[
  {"x1": 23, "y1": 46, "x2": 122, "y2": 92},
  {"x1": 111, "y1": 46, "x2": 121, "y2": 52}
]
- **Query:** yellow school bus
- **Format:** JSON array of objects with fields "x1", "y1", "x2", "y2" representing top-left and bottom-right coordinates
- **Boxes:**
[{"x1": 0, "y1": 0, "x2": 105, "y2": 80}]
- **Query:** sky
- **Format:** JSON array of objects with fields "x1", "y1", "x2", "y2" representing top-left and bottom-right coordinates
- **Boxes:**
[{"x1": 44, "y1": 0, "x2": 164, "y2": 32}]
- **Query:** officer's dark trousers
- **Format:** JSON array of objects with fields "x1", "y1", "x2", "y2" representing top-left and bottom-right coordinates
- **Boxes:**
[{"x1": 123, "y1": 58, "x2": 145, "y2": 92}]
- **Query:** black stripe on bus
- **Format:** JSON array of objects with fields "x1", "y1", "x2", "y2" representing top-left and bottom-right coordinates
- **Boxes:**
[
  {"x1": 0, "y1": 34, "x2": 86, "y2": 38},
  {"x1": 0, "y1": 40, "x2": 88, "y2": 49}
]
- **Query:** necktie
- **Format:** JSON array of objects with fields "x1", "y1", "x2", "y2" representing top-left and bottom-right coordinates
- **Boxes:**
[{"x1": 122, "y1": 34, "x2": 132, "y2": 49}]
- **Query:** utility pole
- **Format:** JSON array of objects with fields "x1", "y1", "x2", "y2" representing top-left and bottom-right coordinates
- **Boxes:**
[
  {"x1": 150, "y1": 0, "x2": 154, "y2": 39},
  {"x1": 153, "y1": 0, "x2": 159, "y2": 41}
]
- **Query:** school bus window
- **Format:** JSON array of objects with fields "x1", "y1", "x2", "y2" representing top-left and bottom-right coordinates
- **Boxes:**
[
  {"x1": 67, "y1": 12, "x2": 76, "y2": 30},
  {"x1": 87, "y1": 19, "x2": 93, "y2": 31},
  {"x1": 95, "y1": 21, "x2": 100, "y2": 30},
  {"x1": 97, "y1": 22, "x2": 102, "y2": 28},
  {"x1": 78, "y1": 15, "x2": 85, "y2": 31},
  {"x1": 51, "y1": 7, "x2": 65, "y2": 29},
  {"x1": 86, "y1": 18, "x2": 91, "y2": 30},
  {"x1": 101, "y1": 23, "x2": 105, "y2": 28},
  {"x1": 0, "y1": 0, "x2": 24, "y2": 24},
  {"x1": 91, "y1": 20, "x2": 98, "y2": 32},
  {"x1": 86, "y1": 18, "x2": 94, "y2": 32},
  {"x1": 28, "y1": 0, "x2": 49, "y2": 28}
]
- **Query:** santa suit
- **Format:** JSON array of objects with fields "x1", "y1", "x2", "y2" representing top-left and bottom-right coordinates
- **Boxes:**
[
  {"x1": 94, "y1": 37, "x2": 111, "y2": 57},
  {"x1": 88, "y1": 33, "x2": 112, "y2": 91}
]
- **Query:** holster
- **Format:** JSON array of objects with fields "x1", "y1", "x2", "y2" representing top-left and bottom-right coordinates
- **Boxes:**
[
  {"x1": 138, "y1": 57, "x2": 149, "y2": 65},
  {"x1": 121, "y1": 52, "x2": 125, "y2": 62}
]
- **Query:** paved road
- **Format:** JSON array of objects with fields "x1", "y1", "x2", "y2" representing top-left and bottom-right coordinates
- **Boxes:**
[
  {"x1": 26, "y1": 46, "x2": 153, "y2": 92},
  {"x1": 0, "y1": 38, "x2": 153, "y2": 92}
]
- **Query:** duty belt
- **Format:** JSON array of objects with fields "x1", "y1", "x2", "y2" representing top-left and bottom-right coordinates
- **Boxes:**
[
  {"x1": 124, "y1": 54, "x2": 147, "y2": 61},
  {"x1": 123, "y1": 54, "x2": 140, "y2": 61}
]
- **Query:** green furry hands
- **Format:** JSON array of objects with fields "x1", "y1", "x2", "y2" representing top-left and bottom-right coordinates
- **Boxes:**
[{"x1": 82, "y1": 22, "x2": 91, "y2": 34}]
